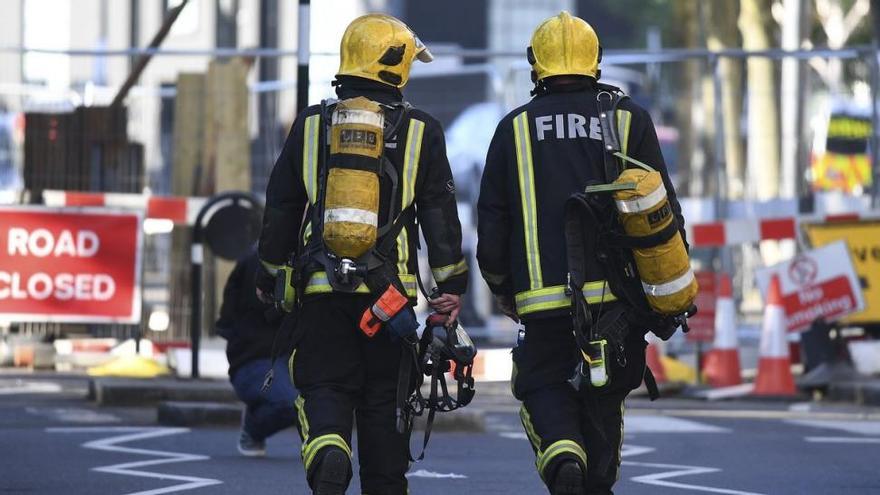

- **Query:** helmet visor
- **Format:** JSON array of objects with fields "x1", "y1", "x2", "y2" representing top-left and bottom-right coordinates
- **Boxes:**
[{"x1": 414, "y1": 35, "x2": 433, "y2": 63}]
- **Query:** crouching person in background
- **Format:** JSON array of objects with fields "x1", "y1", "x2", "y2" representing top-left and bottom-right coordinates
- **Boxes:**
[{"x1": 217, "y1": 248, "x2": 298, "y2": 457}]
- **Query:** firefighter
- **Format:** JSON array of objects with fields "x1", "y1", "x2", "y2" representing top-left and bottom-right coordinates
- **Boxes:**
[
  {"x1": 256, "y1": 13, "x2": 468, "y2": 495},
  {"x1": 477, "y1": 11, "x2": 688, "y2": 494}
]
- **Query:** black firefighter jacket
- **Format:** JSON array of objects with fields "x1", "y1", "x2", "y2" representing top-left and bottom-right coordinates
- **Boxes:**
[
  {"x1": 216, "y1": 249, "x2": 284, "y2": 377},
  {"x1": 477, "y1": 81, "x2": 687, "y2": 321},
  {"x1": 258, "y1": 78, "x2": 468, "y2": 299}
]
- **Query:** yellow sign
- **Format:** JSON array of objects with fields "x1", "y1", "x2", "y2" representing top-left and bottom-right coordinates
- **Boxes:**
[{"x1": 804, "y1": 221, "x2": 880, "y2": 324}]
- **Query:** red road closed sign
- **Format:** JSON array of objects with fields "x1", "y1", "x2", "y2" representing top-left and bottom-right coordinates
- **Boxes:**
[
  {"x1": 0, "y1": 208, "x2": 142, "y2": 323},
  {"x1": 756, "y1": 240, "x2": 864, "y2": 332},
  {"x1": 686, "y1": 271, "x2": 717, "y2": 342}
]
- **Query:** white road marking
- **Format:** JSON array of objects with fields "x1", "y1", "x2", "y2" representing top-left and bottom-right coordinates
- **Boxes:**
[
  {"x1": 407, "y1": 469, "x2": 467, "y2": 479},
  {"x1": 620, "y1": 444, "x2": 656, "y2": 457},
  {"x1": 499, "y1": 432, "x2": 528, "y2": 440},
  {"x1": 786, "y1": 419, "x2": 880, "y2": 436},
  {"x1": 624, "y1": 460, "x2": 766, "y2": 495},
  {"x1": 805, "y1": 436, "x2": 880, "y2": 444},
  {"x1": 625, "y1": 415, "x2": 730, "y2": 434},
  {"x1": 47, "y1": 426, "x2": 222, "y2": 495},
  {"x1": 27, "y1": 407, "x2": 120, "y2": 424}
]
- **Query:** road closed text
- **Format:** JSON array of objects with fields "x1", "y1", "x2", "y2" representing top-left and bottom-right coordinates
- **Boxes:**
[
  {"x1": 0, "y1": 209, "x2": 141, "y2": 323},
  {"x1": 0, "y1": 228, "x2": 115, "y2": 302}
]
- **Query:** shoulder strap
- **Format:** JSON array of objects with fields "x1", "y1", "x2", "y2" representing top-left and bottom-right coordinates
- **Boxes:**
[
  {"x1": 564, "y1": 194, "x2": 595, "y2": 342},
  {"x1": 595, "y1": 89, "x2": 629, "y2": 183}
]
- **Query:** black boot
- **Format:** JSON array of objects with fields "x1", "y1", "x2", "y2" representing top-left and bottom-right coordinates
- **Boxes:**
[
  {"x1": 550, "y1": 460, "x2": 585, "y2": 495},
  {"x1": 312, "y1": 448, "x2": 350, "y2": 495}
]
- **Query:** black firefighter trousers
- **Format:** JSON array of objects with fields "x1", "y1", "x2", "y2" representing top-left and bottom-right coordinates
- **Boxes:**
[
  {"x1": 290, "y1": 294, "x2": 410, "y2": 494},
  {"x1": 512, "y1": 314, "x2": 647, "y2": 494}
]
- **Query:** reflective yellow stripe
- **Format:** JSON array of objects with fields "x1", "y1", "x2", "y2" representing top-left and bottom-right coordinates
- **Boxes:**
[
  {"x1": 304, "y1": 271, "x2": 370, "y2": 295},
  {"x1": 303, "y1": 220, "x2": 313, "y2": 245},
  {"x1": 302, "y1": 114, "x2": 321, "y2": 204},
  {"x1": 616, "y1": 109, "x2": 632, "y2": 156},
  {"x1": 294, "y1": 394, "x2": 309, "y2": 441},
  {"x1": 537, "y1": 440, "x2": 587, "y2": 479},
  {"x1": 302, "y1": 433, "x2": 351, "y2": 470},
  {"x1": 514, "y1": 282, "x2": 616, "y2": 316},
  {"x1": 397, "y1": 119, "x2": 425, "y2": 274},
  {"x1": 432, "y1": 258, "x2": 467, "y2": 283},
  {"x1": 303, "y1": 271, "x2": 418, "y2": 298},
  {"x1": 519, "y1": 406, "x2": 541, "y2": 452},
  {"x1": 513, "y1": 111, "x2": 542, "y2": 289}
]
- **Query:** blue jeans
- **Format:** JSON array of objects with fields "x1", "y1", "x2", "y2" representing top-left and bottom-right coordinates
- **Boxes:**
[{"x1": 230, "y1": 358, "x2": 298, "y2": 441}]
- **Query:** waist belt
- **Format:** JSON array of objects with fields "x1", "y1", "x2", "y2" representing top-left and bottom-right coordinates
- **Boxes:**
[
  {"x1": 515, "y1": 281, "x2": 616, "y2": 316},
  {"x1": 304, "y1": 271, "x2": 418, "y2": 298}
]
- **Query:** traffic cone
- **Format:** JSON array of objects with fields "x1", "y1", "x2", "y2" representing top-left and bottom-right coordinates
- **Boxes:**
[
  {"x1": 645, "y1": 332, "x2": 667, "y2": 383},
  {"x1": 703, "y1": 273, "x2": 742, "y2": 387},
  {"x1": 753, "y1": 274, "x2": 796, "y2": 396}
]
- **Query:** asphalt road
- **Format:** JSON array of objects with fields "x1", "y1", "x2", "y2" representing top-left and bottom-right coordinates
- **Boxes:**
[{"x1": 2, "y1": 375, "x2": 880, "y2": 494}]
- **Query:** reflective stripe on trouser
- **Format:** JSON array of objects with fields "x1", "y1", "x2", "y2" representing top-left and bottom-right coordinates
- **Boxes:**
[
  {"x1": 521, "y1": 406, "x2": 587, "y2": 481},
  {"x1": 431, "y1": 258, "x2": 467, "y2": 283},
  {"x1": 301, "y1": 433, "x2": 352, "y2": 471},
  {"x1": 303, "y1": 271, "x2": 418, "y2": 297},
  {"x1": 293, "y1": 393, "x2": 309, "y2": 441},
  {"x1": 514, "y1": 281, "x2": 617, "y2": 316},
  {"x1": 537, "y1": 440, "x2": 588, "y2": 481}
]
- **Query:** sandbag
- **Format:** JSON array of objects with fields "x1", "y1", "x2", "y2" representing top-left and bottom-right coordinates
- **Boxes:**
[
  {"x1": 612, "y1": 168, "x2": 697, "y2": 315},
  {"x1": 323, "y1": 97, "x2": 384, "y2": 259}
]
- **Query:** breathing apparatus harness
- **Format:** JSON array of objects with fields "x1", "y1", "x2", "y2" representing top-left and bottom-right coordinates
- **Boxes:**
[
  {"x1": 263, "y1": 96, "x2": 476, "y2": 462},
  {"x1": 261, "y1": 97, "x2": 415, "y2": 393},
  {"x1": 564, "y1": 85, "x2": 697, "y2": 399}
]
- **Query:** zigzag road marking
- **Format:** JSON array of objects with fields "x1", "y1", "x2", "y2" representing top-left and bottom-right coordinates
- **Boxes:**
[
  {"x1": 47, "y1": 426, "x2": 222, "y2": 495},
  {"x1": 623, "y1": 444, "x2": 765, "y2": 495},
  {"x1": 623, "y1": 460, "x2": 765, "y2": 495}
]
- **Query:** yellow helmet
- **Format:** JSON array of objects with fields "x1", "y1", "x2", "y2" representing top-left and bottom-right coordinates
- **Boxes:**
[
  {"x1": 337, "y1": 13, "x2": 433, "y2": 88},
  {"x1": 528, "y1": 11, "x2": 601, "y2": 81}
]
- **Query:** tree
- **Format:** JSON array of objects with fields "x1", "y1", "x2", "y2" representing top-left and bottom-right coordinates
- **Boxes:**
[
  {"x1": 740, "y1": 0, "x2": 782, "y2": 200},
  {"x1": 705, "y1": 1, "x2": 746, "y2": 199}
]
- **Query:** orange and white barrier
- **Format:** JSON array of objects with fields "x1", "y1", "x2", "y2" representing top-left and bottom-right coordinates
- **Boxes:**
[
  {"x1": 753, "y1": 275, "x2": 796, "y2": 396},
  {"x1": 42, "y1": 190, "x2": 206, "y2": 225},
  {"x1": 703, "y1": 273, "x2": 742, "y2": 387}
]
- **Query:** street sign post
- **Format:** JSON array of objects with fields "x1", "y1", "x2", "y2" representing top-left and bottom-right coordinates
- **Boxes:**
[
  {"x1": 756, "y1": 241, "x2": 864, "y2": 332},
  {"x1": 0, "y1": 207, "x2": 142, "y2": 323}
]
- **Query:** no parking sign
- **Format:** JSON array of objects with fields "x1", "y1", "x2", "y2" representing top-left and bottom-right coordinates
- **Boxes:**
[
  {"x1": 755, "y1": 241, "x2": 864, "y2": 332},
  {"x1": 0, "y1": 207, "x2": 142, "y2": 323}
]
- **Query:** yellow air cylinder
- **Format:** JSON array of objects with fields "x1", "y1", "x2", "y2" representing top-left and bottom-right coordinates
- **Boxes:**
[
  {"x1": 323, "y1": 97, "x2": 384, "y2": 259},
  {"x1": 612, "y1": 168, "x2": 697, "y2": 315}
]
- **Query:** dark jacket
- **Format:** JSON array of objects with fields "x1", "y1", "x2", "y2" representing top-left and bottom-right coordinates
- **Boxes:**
[
  {"x1": 217, "y1": 250, "x2": 284, "y2": 377},
  {"x1": 477, "y1": 80, "x2": 686, "y2": 320},
  {"x1": 258, "y1": 77, "x2": 468, "y2": 298}
]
